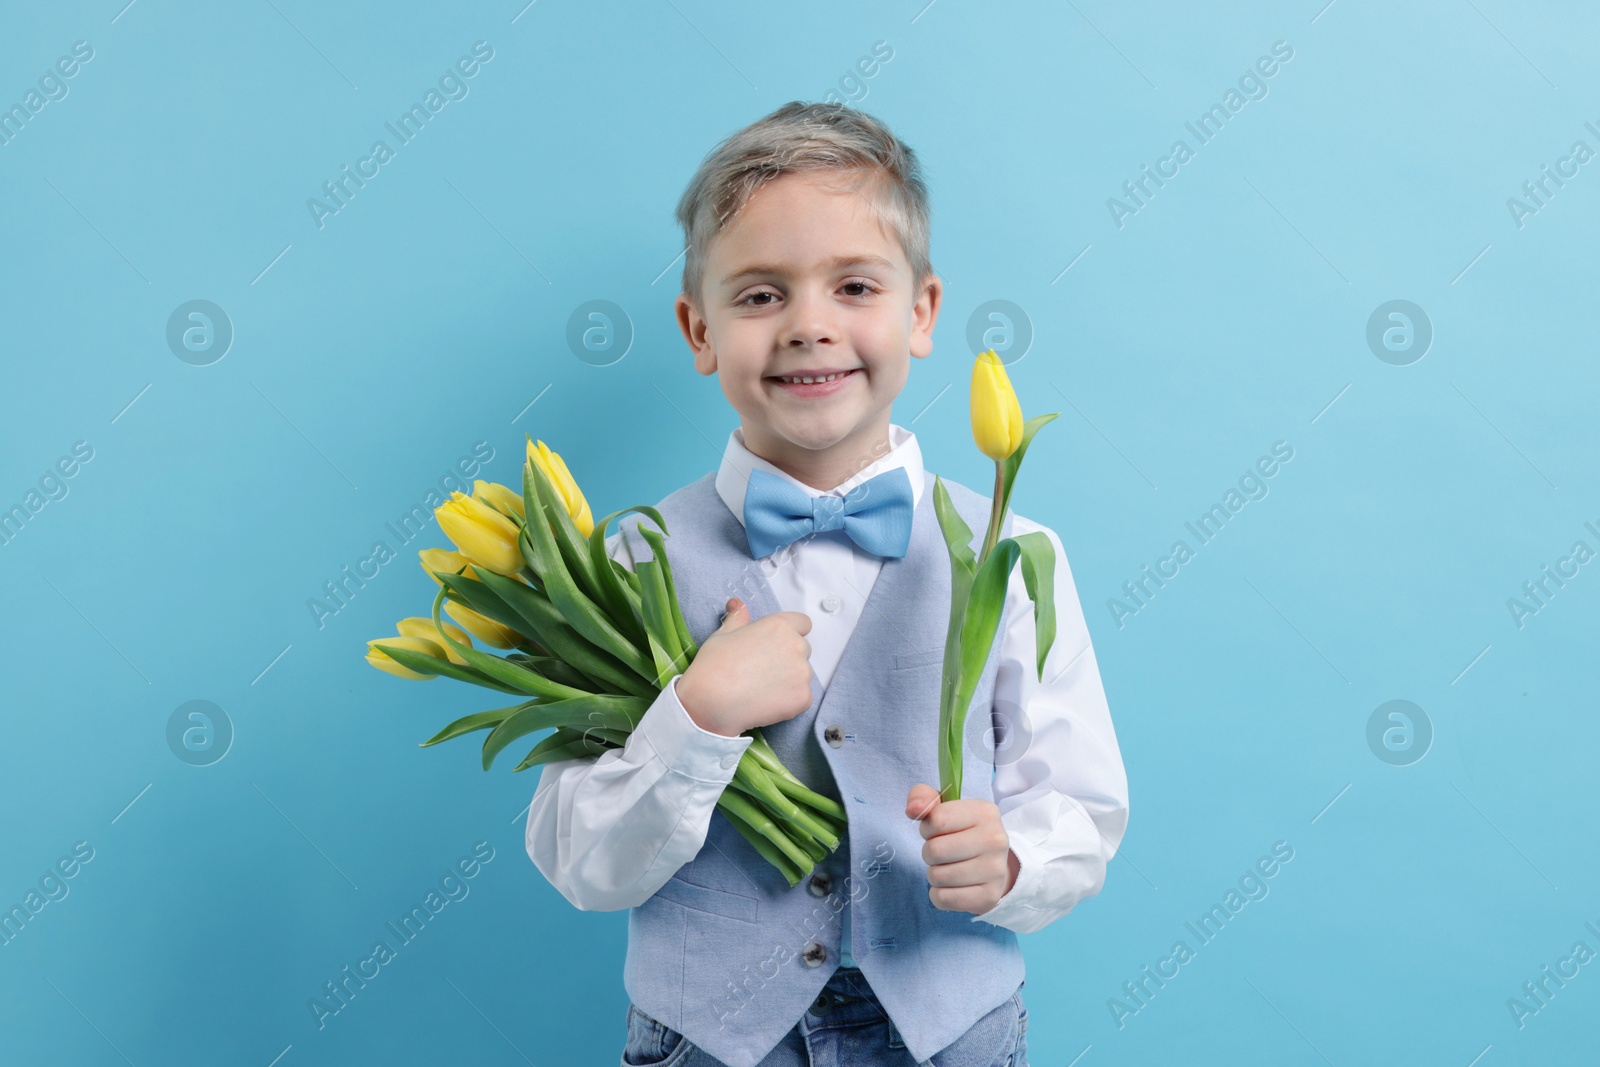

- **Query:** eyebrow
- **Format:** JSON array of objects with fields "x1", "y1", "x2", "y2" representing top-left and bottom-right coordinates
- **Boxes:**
[{"x1": 718, "y1": 254, "x2": 898, "y2": 287}]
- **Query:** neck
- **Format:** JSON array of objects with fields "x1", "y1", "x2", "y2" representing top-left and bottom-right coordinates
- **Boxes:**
[{"x1": 742, "y1": 418, "x2": 894, "y2": 492}]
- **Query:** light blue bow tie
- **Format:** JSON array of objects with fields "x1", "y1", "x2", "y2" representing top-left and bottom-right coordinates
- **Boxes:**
[{"x1": 742, "y1": 466, "x2": 915, "y2": 560}]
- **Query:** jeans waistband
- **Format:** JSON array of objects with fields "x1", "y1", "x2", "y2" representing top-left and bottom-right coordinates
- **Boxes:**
[{"x1": 805, "y1": 966, "x2": 886, "y2": 1028}]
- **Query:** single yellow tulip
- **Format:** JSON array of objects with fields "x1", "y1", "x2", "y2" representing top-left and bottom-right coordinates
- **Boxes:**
[
  {"x1": 365, "y1": 635, "x2": 446, "y2": 680},
  {"x1": 970, "y1": 348, "x2": 1024, "y2": 461},
  {"x1": 418, "y1": 547, "x2": 471, "y2": 586},
  {"x1": 435, "y1": 491, "x2": 524, "y2": 575},
  {"x1": 444, "y1": 599, "x2": 522, "y2": 649},
  {"x1": 473, "y1": 479, "x2": 526, "y2": 520},
  {"x1": 395, "y1": 616, "x2": 471, "y2": 666},
  {"x1": 527, "y1": 437, "x2": 594, "y2": 537}
]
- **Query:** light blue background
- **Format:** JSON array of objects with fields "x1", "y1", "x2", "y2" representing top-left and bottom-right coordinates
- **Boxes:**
[{"x1": 3, "y1": 1, "x2": 1596, "y2": 1064}]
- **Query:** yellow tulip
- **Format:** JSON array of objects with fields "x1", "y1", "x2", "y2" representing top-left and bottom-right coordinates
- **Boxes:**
[
  {"x1": 365, "y1": 635, "x2": 446, "y2": 680},
  {"x1": 435, "y1": 491, "x2": 524, "y2": 575},
  {"x1": 473, "y1": 479, "x2": 526, "y2": 520},
  {"x1": 970, "y1": 348, "x2": 1024, "y2": 461},
  {"x1": 396, "y1": 616, "x2": 471, "y2": 666},
  {"x1": 418, "y1": 547, "x2": 471, "y2": 586},
  {"x1": 444, "y1": 599, "x2": 522, "y2": 650},
  {"x1": 527, "y1": 437, "x2": 594, "y2": 537}
]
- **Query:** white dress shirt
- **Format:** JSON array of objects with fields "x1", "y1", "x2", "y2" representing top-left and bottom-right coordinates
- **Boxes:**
[{"x1": 525, "y1": 423, "x2": 1129, "y2": 961}]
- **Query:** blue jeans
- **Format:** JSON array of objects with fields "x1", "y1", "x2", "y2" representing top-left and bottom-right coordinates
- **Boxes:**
[{"x1": 621, "y1": 966, "x2": 1028, "y2": 1066}]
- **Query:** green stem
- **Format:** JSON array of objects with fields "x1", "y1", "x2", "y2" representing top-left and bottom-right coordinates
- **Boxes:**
[
  {"x1": 717, "y1": 790, "x2": 814, "y2": 873},
  {"x1": 721, "y1": 803, "x2": 804, "y2": 886},
  {"x1": 979, "y1": 459, "x2": 1004, "y2": 565},
  {"x1": 727, "y1": 768, "x2": 841, "y2": 853},
  {"x1": 742, "y1": 735, "x2": 848, "y2": 820},
  {"x1": 769, "y1": 774, "x2": 847, "y2": 824}
]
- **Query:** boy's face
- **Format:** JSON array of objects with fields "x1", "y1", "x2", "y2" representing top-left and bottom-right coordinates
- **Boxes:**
[{"x1": 675, "y1": 168, "x2": 941, "y2": 488}]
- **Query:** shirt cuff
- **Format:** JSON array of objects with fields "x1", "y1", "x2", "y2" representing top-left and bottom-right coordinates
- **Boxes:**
[
  {"x1": 970, "y1": 829, "x2": 1054, "y2": 933},
  {"x1": 633, "y1": 673, "x2": 754, "y2": 784}
]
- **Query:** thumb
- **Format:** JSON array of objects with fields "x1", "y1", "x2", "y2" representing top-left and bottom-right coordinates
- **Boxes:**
[
  {"x1": 716, "y1": 597, "x2": 750, "y2": 633},
  {"x1": 906, "y1": 783, "x2": 941, "y2": 822}
]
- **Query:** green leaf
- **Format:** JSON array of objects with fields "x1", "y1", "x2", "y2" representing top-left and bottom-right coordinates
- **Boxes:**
[
  {"x1": 636, "y1": 558, "x2": 687, "y2": 687},
  {"x1": 468, "y1": 567, "x2": 656, "y2": 699},
  {"x1": 425, "y1": 587, "x2": 588, "y2": 699},
  {"x1": 523, "y1": 450, "x2": 607, "y2": 609},
  {"x1": 369, "y1": 642, "x2": 526, "y2": 696},
  {"x1": 637, "y1": 525, "x2": 699, "y2": 663},
  {"x1": 521, "y1": 463, "x2": 659, "y2": 684},
  {"x1": 588, "y1": 504, "x2": 663, "y2": 634},
  {"x1": 481, "y1": 693, "x2": 649, "y2": 770},
  {"x1": 584, "y1": 514, "x2": 649, "y2": 646},
  {"x1": 998, "y1": 412, "x2": 1059, "y2": 524},
  {"x1": 940, "y1": 538, "x2": 1020, "y2": 800},
  {"x1": 510, "y1": 727, "x2": 616, "y2": 771},
  {"x1": 508, "y1": 653, "x2": 596, "y2": 691},
  {"x1": 420, "y1": 700, "x2": 537, "y2": 746},
  {"x1": 1008, "y1": 530, "x2": 1059, "y2": 679},
  {"x1": 932, "y1": 476, "x2": 977, "y2": 579},
  {"x1": 435, "y1": 573, "x2": 536, "y2": 649}
]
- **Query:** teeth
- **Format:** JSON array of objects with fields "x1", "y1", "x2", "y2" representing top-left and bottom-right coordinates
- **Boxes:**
[{"x1": 778, "y1": 372, "x2": 849, "y2": 384}]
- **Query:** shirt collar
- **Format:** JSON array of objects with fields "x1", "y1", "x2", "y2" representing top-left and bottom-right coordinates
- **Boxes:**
[{"x1": 715, "y1": 423, "x2": 925, "y2": 528}]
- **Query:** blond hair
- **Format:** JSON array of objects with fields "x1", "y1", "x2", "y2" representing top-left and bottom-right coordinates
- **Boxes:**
[{"x1": 674, "y1": 101, "x2": 933, "y2": 307}]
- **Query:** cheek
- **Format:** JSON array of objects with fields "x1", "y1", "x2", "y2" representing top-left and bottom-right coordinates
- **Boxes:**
[{"x1": 854, "y1": 319, "x2": 907, "y2": 367}]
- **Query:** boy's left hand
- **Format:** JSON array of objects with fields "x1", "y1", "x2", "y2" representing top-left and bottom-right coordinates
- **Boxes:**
[{"x1": 905, "y1": 783, "x2": 1020, "y2": 917}]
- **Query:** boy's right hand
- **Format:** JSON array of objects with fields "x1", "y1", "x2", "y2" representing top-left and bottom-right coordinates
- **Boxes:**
[{"x1": 676, "y1": 598, "x2": 814, "y2": 738}]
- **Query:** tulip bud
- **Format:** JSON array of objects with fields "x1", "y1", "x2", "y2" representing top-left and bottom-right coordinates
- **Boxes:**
[
  {"x1": 418, "y1": 547, "x2": 471, "y2": 587},
  {"x1": 435, "y1": 491, "x2": 524, "y2": 575},
  {"x1": 527, "y1": 437, "x2": 595, "y2": 538},
  {"x1": 444, "y1": 599, "x2": 522, "y2": 650},
  {"x1": 365, "y1": 635, "x2": 446, "y2": 680},
  {"x1": 473, "y1": 479, "x2": 526, "y2": 520},
  {"x1": 395, "y1": 616, "x2": 472, "y2": 666},
  {"x1": 970, "y1": 348, "x2": 1024, "y2": 462}
]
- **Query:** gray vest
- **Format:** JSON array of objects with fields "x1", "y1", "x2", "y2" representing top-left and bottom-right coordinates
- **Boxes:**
[{"x1": 616, "y1": 468, "x2": 1023, "y2": 1067}]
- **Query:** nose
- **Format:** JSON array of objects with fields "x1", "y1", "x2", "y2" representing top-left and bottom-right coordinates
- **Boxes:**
[{"x1": 780, "y1": 284, "x2": 838, "y2": 349}]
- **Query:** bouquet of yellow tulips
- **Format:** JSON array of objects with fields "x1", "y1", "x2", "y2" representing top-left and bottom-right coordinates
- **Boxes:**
[
  {"x1": 364, "y1": 438, "x2": 846, "y2": 888},
  {"x1": 931, "y1": 349, "x2": 1061, "y2": 800}
]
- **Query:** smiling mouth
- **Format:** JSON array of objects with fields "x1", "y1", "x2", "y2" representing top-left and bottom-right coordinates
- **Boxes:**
[{"x1": 766, "y1": 369, "x2": 860, "y2": 384}]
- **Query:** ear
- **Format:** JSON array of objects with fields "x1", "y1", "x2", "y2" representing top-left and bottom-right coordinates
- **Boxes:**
[
  {"x1": 676, "y1": 292, "x2": 717, "y2": 376},
  {"x1": 908, "y1": 272, "x2": 942, "y2": 359}
]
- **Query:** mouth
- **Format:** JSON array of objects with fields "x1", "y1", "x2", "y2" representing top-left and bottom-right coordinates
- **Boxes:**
[{"x1": 765, "y1": 368, "x2": 861, "y2": 397}]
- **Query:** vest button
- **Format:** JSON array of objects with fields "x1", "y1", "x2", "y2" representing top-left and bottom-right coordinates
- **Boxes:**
[
  {"x1": 807, "y1": 871, "x2": 832, "y2": 897},
  {"x1": 823, "y1": 725, "x2": 844, "y2": 748},
  {"x1": 802, "y1": 941, "x2": 827, "y2": 967}
]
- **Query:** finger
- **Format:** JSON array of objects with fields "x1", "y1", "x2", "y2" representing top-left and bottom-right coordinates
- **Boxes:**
[
  {"x1": 927, "y1": 883, "x2": 999, "y2": 915},
  {"x1": 926, "y1": 798, "x2": 988, "y2": 834},
  {"x1": 921, "y1": 826, "x2": 994, "y2": 867},
  {"x1": 914, "y1": 799, "x2": 981, "y2": 840},
  {"x1": 715, "y1": 598, "x2": 749, "y2": 632},
  {"x1": 905, "y1": 784, "x2": 941, "y2": 824},
  {"x1": 779, "y1": 610, "x2": 812, "y2": 635},
  {"x1": 924, "y1": 853, "x2": 1006, "y2": 888}
]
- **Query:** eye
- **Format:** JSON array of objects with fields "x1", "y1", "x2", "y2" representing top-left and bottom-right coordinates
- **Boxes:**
[
  {"x1": 738, "y1": 289, "x2": 778, "y2": 307},
  {"x1": 841, "y1": 279, "x2": 880, "y2": 297}
]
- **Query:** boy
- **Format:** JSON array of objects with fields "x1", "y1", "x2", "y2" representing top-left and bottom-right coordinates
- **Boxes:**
[{"x1": 525, "y1": 101, "x2": 1128, "y2": 1066}]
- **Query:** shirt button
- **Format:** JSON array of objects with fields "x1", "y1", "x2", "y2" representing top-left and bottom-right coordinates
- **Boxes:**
[
  {"x1": 823, "y1": 725, "x2": 844, "y2": 748},
  {"x1": 820, "y1": 593, "x2": 841, "y2": 613},
  {"x1": 719, "y1": 752, "x2": 740, "y2": 770},
  {"x1": 802, "y1": 941, "x2": 827, "y2": 967}
]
